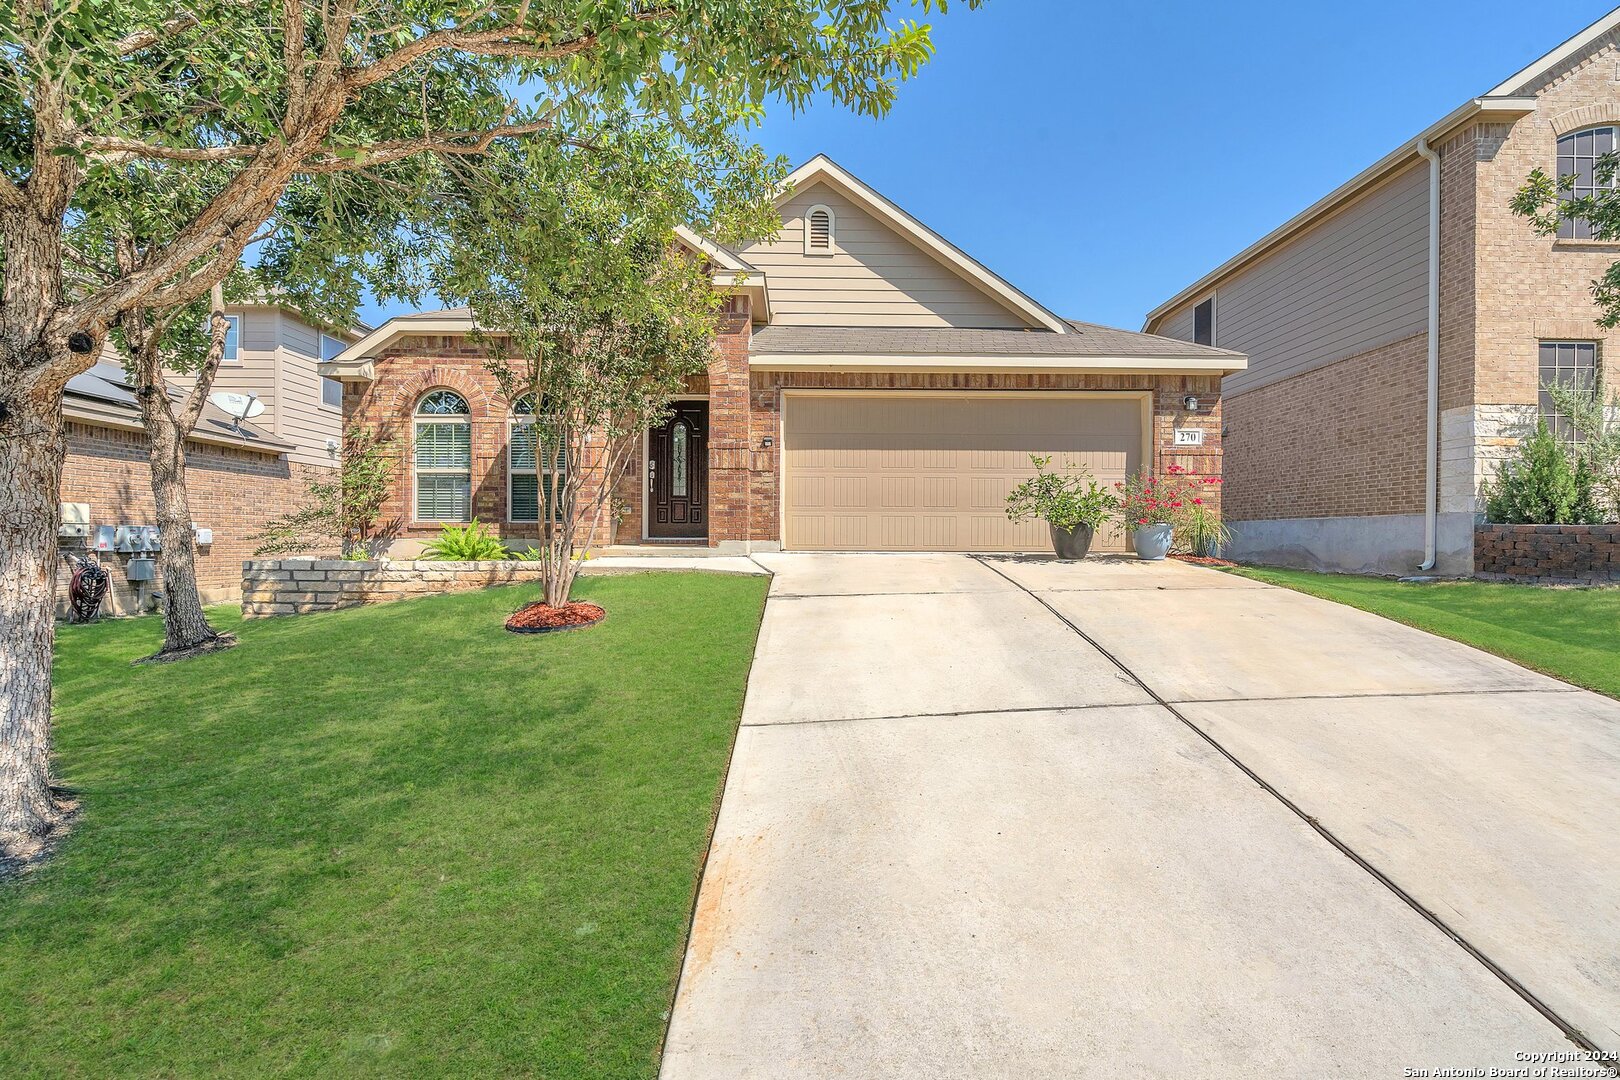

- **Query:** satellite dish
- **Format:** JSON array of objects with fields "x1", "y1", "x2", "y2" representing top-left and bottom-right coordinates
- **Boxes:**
[{"x1": 209, "y1": 392, "x2": 265, "y2": 429}]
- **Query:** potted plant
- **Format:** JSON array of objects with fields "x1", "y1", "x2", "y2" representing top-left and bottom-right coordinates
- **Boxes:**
[
  {"x1": 1117, "y1": 464, "x2": 1220, "y2": 560},
  {"x1": 1177, "y1": 501, "x2": 1233, "y2": 558},
  {"x1": 1005, "y1": 455, "x2": 1118, "y2": 560}
]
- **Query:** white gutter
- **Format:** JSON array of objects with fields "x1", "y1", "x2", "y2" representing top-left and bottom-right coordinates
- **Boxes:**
[{"x1": 1416, "y1": 137, "x2": 1441, "y2": 572}]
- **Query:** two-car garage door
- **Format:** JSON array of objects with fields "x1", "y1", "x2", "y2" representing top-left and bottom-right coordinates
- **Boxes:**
[{"x1": 782, "y1": 392, "x2": 1146, "y2": 552}]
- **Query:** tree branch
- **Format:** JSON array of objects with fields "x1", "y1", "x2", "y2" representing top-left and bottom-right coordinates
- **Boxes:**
[
  {"x1": 342, "y1": 8, "x2": 678, "y2": 92},
  {"x1": 114, "y1": 13, "x2": 200, "y2": 56},
  {"x1": 303, "y1": 118, "x2": 555, "y2": 171}
]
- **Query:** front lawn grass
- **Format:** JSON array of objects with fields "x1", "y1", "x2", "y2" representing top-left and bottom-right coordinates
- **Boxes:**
[
  {"x1": 1228, "y1": 566, "x2": 1620, "y2": 700},
  {"x1": 0, "y1": 572, "x2": 768, "y2": 1078}
]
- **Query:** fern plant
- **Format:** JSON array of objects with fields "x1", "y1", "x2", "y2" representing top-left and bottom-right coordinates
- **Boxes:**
[{"x1": 420, "y1": 520, "x2": 512, "y2": 561}]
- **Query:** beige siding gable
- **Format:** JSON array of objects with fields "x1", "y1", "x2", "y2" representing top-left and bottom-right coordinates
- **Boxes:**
[
  {"x1": 1156, "y1": 161, "x2": 1430, "y2": 398},
  {"x1": 739, "y1": 182, "x2": 1041, "y2": 329}
]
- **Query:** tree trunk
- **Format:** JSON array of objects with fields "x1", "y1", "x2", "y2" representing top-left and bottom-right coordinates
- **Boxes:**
[
  {"x1": 139, "y1": 391, "x2": 222, "y2": 655},
  {"x1": 0, "y1": 369, "x2": 73, "y2": 864}
]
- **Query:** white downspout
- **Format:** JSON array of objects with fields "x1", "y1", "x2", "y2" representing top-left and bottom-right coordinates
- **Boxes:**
[{"x1": 1416, "y1": 137, "x2": 1441, "y2": 572}]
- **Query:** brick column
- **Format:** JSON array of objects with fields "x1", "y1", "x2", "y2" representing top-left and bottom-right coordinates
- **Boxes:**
[{"x1": 705, "y1": 296, "x2": 753, "y2": 548}]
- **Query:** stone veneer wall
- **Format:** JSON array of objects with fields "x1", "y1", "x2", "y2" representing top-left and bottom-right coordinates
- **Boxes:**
[
  {"x1": 1474, "y1": 523, "x2": 1620, "y2": 583},
  {"x1": 242, "y1": 559, "x2": 553, "y2": 617}
]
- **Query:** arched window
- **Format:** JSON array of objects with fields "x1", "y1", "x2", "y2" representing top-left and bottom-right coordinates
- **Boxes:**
[
  {"x1": 508, "y1": 393, "x2": 564, "y2": 524},
  {"x1": 414, "y1": 389, "x2": 471, "y2": 521},
  {"x1": 804, "y1": 204, "x2": 835, "y2": 255},
  {"x1": 1557, "y1": 126, "x2": 1617, "y2": 239}
]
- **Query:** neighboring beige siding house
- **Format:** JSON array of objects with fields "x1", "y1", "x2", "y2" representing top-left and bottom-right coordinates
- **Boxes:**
[
  {"x1": 61, "y1": 302, "x2": 364, "y2": 616},
  {"x1": 209, "y1": 304, "x2": 364, "y2": 470},
  {"x1": 1145, "y1": 7, "x2": 1620, "y2": 575},
  {"x1": 326, "y1": 156, "x2": 1245, "y2": 556}
]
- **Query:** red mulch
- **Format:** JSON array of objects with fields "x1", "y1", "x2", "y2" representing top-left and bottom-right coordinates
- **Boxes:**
[
  {"x1": 504, "y1": 601, "x2": 607, "y2": 634},
  {"x1": 1171, "y1": 554, "x2": 1238, "y2": 567}
]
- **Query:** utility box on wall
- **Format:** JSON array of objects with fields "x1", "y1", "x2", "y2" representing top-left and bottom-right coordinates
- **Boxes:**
[
  {"x1": 59, "y1": 503, "x2": 92, "y2": 541},
  {"x1": 113, "y1": 526, "x2": 138, "y2": 552},
  {"x1": 93, "y1": 525, "x2": 117, "y2": 553},
  {"x1": 126, "y1": 558, "x2": 156, "y2": 582}
]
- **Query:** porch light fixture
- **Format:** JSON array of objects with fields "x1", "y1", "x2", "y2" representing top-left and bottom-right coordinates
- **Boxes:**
[{"x1": 1181, "y1": 395, "x2": 1201, "y2": 413}]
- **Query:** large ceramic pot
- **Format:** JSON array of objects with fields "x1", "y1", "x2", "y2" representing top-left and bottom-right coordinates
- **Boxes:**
[
  {"x1": 1048, "y1": 522, "x2": 1095, "y2": 561},
  {"x1": 1133, "y1": 522, "x2": 1175, "y2": 561}
]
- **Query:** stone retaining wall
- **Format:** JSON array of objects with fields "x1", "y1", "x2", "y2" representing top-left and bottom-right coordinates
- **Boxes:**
[
  {"x1": 1474, "y1": 524, "x2": 1620, "y2": 584},
  {"x1": 242, "y1": 559, "x2": 552, "y2": 617}
]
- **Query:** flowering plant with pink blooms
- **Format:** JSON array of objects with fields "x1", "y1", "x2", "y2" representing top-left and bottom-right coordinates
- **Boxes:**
[{"x1": 1113, "y1": 463, "x2": 1222, "y2": 528}]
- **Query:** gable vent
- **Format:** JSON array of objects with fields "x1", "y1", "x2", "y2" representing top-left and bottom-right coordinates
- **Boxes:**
[{"x1": 805, "y1": 205, "x2": 834, "y2": 255}]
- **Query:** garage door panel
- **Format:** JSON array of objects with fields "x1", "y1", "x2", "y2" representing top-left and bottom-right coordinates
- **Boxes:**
[{"x1": 784, "y1": 394, "x2": 1144, "y2": 553}]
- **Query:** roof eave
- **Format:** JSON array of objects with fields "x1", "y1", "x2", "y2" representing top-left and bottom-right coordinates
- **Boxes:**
[
  {"x1": 64, "y1": 396, "x2": 294, "y2": 453},
  {"x1": 1142, "y1": 95, "x2": 1538, "y2": 330},
  {"x1": 749, "y1": 352, "x2": 1247, "y2": 376}
]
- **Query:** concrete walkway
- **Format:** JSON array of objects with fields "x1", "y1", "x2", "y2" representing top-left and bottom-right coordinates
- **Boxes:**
[{"x1": 660, "y1": 554, "x2": 1620, "y2": 1078}]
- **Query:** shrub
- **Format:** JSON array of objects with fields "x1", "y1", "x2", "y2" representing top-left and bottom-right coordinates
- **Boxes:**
[
  {"x1": 1004, "y1": 455, "x2": 1118, "y2": 531},
  {"x1": 1483, "y1": 421, "x2": 1605, "y2": 525},
  {"x1": 1543, "y1": 378, "x2": 1620, "y2": 521},
  {"x1": 421, "y1": 520, "x2": 512, "y2": 561}
]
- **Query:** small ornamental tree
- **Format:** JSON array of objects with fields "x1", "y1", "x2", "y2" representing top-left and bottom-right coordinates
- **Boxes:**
[
  {"x1": 254, "y1": 426, "x2": 400, "y2": 558},
  {"x1": 420, "y1": 137, "x2": 761, "y2": 608}
]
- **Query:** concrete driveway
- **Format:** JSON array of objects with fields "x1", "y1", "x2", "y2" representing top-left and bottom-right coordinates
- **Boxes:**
[{"x1": 660, "y1": 554, "x2": 1620, "y2": 1078}]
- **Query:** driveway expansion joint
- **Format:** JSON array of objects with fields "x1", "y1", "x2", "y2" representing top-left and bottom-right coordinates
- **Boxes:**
[
  {"x1": 740, "y1": 700, "x2": 1157, "y2": 728},
  {"x1": 969, "y1": 553, "x2": 1615, "y2": 1066}
]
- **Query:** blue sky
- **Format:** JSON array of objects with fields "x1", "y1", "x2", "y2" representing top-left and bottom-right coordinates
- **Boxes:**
[{"x1": 360, "y1": 0, "x2": 1617, "y2": 331}]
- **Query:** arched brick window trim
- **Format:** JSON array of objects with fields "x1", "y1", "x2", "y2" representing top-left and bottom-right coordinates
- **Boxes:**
[{"x1": 1550, "y1": 104, "x2": 1620, "y2": 136}]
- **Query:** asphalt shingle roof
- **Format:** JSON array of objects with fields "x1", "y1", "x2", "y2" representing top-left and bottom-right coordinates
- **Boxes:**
[{"x1": 749, "y1": 321, "x2": 1244, "y2": 360}]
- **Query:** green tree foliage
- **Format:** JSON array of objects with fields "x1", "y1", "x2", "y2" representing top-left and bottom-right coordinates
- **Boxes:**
[
  {"x1": 0, "y1": 0, "x2": 983, "y2": 863},
  {"x1": 1483, "y1": 421, "x2": 1605, "y2": 525},
  {"x1": 408, "y1": 133, "x2": 739, "y2": 606}
]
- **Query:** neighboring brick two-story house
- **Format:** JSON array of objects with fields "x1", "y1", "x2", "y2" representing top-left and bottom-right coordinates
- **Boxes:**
[
  {"x1": 59, "y1": 304, "x2": 361, "y2": 614},
  {"x1": 321, "y1": 156, "x2": 1244, "y2": 557},
  {"x1": 1145, "y1": 7, "x2": 1620, "y2": 576}
]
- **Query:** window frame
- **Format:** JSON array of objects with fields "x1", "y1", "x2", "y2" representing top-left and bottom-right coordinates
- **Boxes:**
[
  {"x1": 413, "y1": 389, "x2": 473, "y2": 523},
  {"x1": 1555, "y1": 125, "x2": 1617, "y2": 240},
  {"x1": 221, "y1": 314, "x2": 240, "y2": 363},
  {"x1": 317, "y1": 334, "x2": 347, "y2": 411},
  {"x1": 803, "y1": 203, "x2": 836, "y2": 256},
  {"x1": 1192, "y1": 295, "x2": 1217, "y2": 347},
  {"x1": 506, "y1": 394, "x2": 566, "y2": 525},
  {"x1": 1536, "y1": 340, "x2": 1599, "y2": 441}
]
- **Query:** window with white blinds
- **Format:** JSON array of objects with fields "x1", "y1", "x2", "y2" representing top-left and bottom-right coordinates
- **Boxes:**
[
  {"x1": 509, "y1": 394, "x2": 566, "y2": 523},
  {"x1": 414, "y1": 390, "x2": 471, "y2": 521}
]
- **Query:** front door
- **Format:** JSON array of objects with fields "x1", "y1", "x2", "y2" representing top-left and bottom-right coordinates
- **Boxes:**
[{"x1": 648, "y1": 402, "x2": 708, "y2": 539}]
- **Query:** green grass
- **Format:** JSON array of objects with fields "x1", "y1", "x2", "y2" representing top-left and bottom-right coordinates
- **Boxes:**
[
  {"x1": 1228, "y1": 566, "x2": 1620, "y2": 700},
  {"x1": 0, "y1": 573, "x2": 768, "y2": 1079}
]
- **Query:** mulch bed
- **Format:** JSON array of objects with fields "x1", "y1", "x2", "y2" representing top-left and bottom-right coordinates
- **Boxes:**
[
  {"x1": 1171, "y1": 554, "x2": 1238, "y2": 568},
  {"x1": 504, "y1": 601, "x2": 606, "y2": 635}
]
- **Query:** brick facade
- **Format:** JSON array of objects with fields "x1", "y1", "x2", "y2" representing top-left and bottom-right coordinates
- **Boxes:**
[
  {"x1": 1472, "y1": 31, "x2": 1620, "y2": 412},
  {"x1": 58, "y1": 421, "x2": 322, "y2": 615},
  {"x1": 351, "y1": 306, "x2": 1224, "y2": 552},
  {"x1": 1221, "y1": 334, "x2": 1427, "y2": 522},
  {"x1": 1474, "y1": 523, "x2": 1620, "y2": 583}
]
